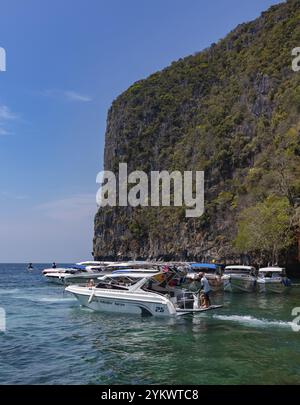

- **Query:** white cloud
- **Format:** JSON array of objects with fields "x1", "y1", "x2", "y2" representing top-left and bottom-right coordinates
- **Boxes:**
[
  {"x1": 36, "y1": 193, "x2": 96, "y2": 221},
  {"x1": 0, "y1": 105, "x2": 18, "y2": 121},
  {"x1": 43, "y1": 89, "x2": 92, "y2": 102},
  {"x1": 63, "y1": 91, "x2": 92, "y2": 102},
  {"x1": 0, "y1": 105, "x2": 18, "y2": 136},
  {"x1": 0, "y1": 191, "x2": 29, "y2": 200},
  {"x1": 0, "y1": 128, "x2": 10, "y2": 136}
]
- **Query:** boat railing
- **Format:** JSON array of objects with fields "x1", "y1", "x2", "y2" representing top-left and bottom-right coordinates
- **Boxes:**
[{"x1": 175, "y1": 290, "x2": 195, "y2": 310}]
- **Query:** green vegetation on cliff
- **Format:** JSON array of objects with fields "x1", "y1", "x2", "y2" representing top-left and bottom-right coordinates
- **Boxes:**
[{"x1": 95, "y1": 0, "x2": 300, "y2": 268}]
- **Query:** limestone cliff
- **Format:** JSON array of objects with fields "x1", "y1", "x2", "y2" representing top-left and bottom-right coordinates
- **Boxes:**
[{"x1": 94, "y1": 0, "x2": 300, "y2": 268}]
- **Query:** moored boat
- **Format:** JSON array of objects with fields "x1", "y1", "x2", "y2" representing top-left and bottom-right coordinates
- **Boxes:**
[
  {"x1": 222, "y1": 265, "x2": 257, "y2": 292},
  {"x1": 42, "y1": 261, "x2": 111, "y2": 275},
  {"x1": 44, "y1": 269, "x2": 80, "y2": 284},
  {"x1": 64, "y1": 266, "x2": 159, "y2": 286},
  {"x1": 188, "y1": 263, "x2": 223, "y2": 292},
  {"x1": 257, "y1": 267, "x2": 291, "y2": 293}
]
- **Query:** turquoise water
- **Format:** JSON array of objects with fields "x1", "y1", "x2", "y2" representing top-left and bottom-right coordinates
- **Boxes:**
[{"x1": 0, "y1": 264, "x2": 300, "y2": 384}]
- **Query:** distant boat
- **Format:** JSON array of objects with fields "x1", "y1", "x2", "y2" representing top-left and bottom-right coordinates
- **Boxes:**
[
  {"x1": 42, "y1": 261, "x2": 111, "y2": 277},
  {"x1": 188, "y1": 263, "x2": 223, "y2": 292},
  {"x1": 44, "y1": 263, "x2": 110, "y2": 284},
  {"x1": 257, "y1": 267, "x2": 291, "y2": 293},
  {"x1": 56, "y1": 261, "x2": 160, "y2": 286},
  {"x1": 222, "y1": 265, "x2": 257, "y2": 292}
]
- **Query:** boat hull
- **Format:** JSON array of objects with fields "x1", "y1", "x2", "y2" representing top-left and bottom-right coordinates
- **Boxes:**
[
  {"x1": 223, "y1": 276, "x2": 256, "y2": 292},
  {"x1": 45, "y1": 275, "x2": 65, "y2": 285},
  {"x1": 67, "y1": 286, "x2": 177, "y2": 317},
  {"x1": 257, "y1": 279, "x2": 290, "y2": 293},
  {"x1": 207, "y1": 277, "x2": 224, "y2": 292}
]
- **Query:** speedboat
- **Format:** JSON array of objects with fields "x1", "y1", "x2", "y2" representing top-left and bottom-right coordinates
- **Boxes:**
[
  {"x1": 44, "y1": 268, "x2": 82, "y2": 284},
  {"x1": 105, "y1": 261, "x2": 161, "y2": 272},
  {"x1": 64, "y1": 266, "x2": 159, "y2": 286},
  {"x1": 42, "y1": 261, "x2": 111, "y2": 275},
  {"x1": 188, "y1": 263, "x2": 223, "y2": 292},
  {"x1": 62, "y1": 267, "x2": 105, "y2": 285},
  {"x1": 65, "y1": 268, "x2": 223, "y2": 317},
  {"x1": 43, "y1": 261, "x2": 113, "y2": 284},
  {"x1": 63, "y1": 261, "x2": 160, "y2": 286},
  {"x1": 257, "y1": 267, "x2": 291, "y2": 293},
  {"x1": 222, "y1": 265, "x2": 257, "y2": 292},
  {"x1": 42, "y1": 267, "x2": 71, "y2": 275}
]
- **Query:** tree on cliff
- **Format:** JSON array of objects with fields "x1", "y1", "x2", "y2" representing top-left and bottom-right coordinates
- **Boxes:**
[{"x1": 235, "y1": 195, "x2": 294, "y2": 265}]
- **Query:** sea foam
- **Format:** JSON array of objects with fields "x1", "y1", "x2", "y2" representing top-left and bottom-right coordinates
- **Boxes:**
[{"x1": 212, "y1": 314, "x2": 293, "y2": 329}]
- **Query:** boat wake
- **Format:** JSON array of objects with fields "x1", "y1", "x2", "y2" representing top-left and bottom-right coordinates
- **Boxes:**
[
  {"x1": 38, "y1": 297, "x2": 76, "y2": 303},
  {"x1": 0, "y1": 288, "x2": 20, "y2": 294},
  {"x1": 14, "y1": 295, "x2": 76, "y2": 303},
  {"x1": 212, "y1": 314, "x2": 293, "y2": 329}
]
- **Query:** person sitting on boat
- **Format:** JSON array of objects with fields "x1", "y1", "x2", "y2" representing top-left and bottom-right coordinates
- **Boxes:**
[
  {"x1": 52, "y1": 262, "x2": 57, "y2": 269},
  {"x1": 27, "y1": 263, "x2": 33, "y2": 270},
  {"x1": 198, "y1": 272, "x2": 211, "y2": 308},
  {"x1": 87, "y1": 279, "x2": 95, "y2": 288}
]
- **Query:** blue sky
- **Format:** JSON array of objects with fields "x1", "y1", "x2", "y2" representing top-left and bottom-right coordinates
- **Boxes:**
[{"x1": 0, "y1": 0, "x2": 282, "y2": 262}]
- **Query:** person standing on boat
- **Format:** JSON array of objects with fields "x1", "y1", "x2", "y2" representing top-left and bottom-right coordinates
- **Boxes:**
[{"x1": 198, "y1": 272, "x2": 211, "y2": 308}]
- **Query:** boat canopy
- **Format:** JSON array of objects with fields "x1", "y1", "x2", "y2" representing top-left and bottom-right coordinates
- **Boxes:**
[
  {"x1": 224, "y1": 265, "x2": 256, "y2": 275},
  {"x1": 190, "y1": 263, "x2": 218, "y2": 270},
  {"x1": 98, "y1": 272, "x2": 157, "y2": 280},
  {"x1": 70, "y1": 264, "x2": 87, "y2": 270},
  {"x1": 225, "y1": 265, "x2": 255, "y2": 270},
  {"x1": 77, "y1": 261, "x2": 104, "y2": 266},
  {"x1": 112, "y1": 268, "x2": 159, "y2": 274},
  {"x1": 259, "y1": 267, "x2": 285, "y2": 273}
]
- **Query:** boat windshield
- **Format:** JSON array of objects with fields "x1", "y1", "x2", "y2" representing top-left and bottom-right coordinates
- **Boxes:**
[
  {"x1": 79, "y1": 262, "x2": 101, "y2": 266},
  {"x1": 201, "y1": 268, "x2": 220, "y2": 275},
  {"x1": 96, "y1": 276, "x2": 142, "y2": 290},
  {"x1": 260, "y1": 271, "x2": 284, "y2": 278},
  {"x1": 224, "y1": 268, "x2": 252, "y2": 275}
]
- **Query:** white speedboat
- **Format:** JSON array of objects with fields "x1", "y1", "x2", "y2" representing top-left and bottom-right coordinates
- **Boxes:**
[
  {"x1": 44, "y1": 268, "x2": 81, "y2": 284},
  {"x1": 64, "y1": 266, "x2": 159, "y2": 286},
  {"x1": 257, "y1": 267, "x2": 291, "y2": 293},
  {"x1": 42, "y1": 261, "x2": 111, "y2": 275},
  {"x1": 105, "y1": 261, "x2": 161, "y2": 272},
  {"x1": 65, "y1": 270, "x2": 223, "y2": 317},
  {"x1": 62, "y1": 267, "x2": 105, "y2": 285},
  {"x1": 42, "y1": 267, "x2": 70, "y2": 275},
  {"x1": 222, "y1": 265, "x2": 257, "y2": 292}
]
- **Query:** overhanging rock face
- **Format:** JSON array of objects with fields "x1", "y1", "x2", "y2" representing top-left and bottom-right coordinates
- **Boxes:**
[{"x1": 94, "y1": 0, "x2": 300, "y2": 269}]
